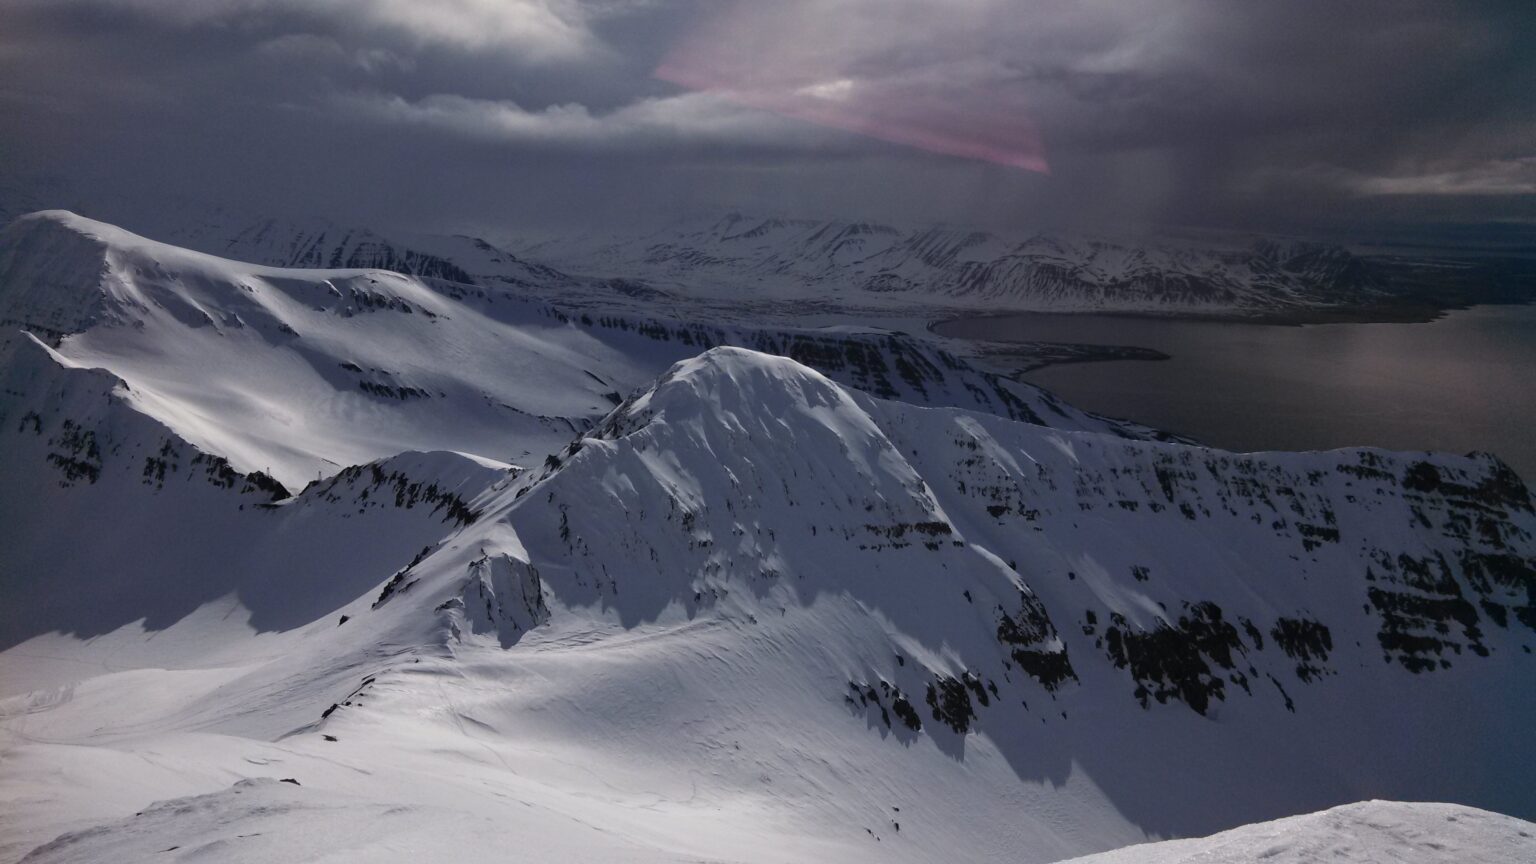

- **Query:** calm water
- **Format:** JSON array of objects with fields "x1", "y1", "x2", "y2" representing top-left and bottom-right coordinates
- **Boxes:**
[{"x1": 936, "y1": 305, "x2": 1536, "y2": 483}]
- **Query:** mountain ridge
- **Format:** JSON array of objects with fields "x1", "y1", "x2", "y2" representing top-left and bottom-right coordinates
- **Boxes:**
[
  {"x1": 0, "y1": 210, "x2": 1161, "y2": 488},
  {"x1": 519, "y1": 212, "x2": 1535, "y2": 320},
  {"x1": 4, "y1": 220, "x2": 1536, "y2": 863}
]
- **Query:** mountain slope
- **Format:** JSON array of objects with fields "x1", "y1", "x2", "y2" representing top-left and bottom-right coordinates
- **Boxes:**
[
  {"x1": 488, "y1": 349, "x2": 1536, "y2": 840},
  {"x1": 1058, "y1": 801, "x2": 1536, "y2": 864},
  {"x1": 0, "y1": 329, "x2": 511, "y2": 654},
  {"x1": 3, "y1": 211, "x2": 1534, "y2": 862},
  {"x1": 0, "y1": 211, "x2": 1155, "y2": 488},
  {"x1": 6, "y1": 345, "x2": 1534, "y2": 863},
  {"x1": 0, "y1": 210, "x2": 643, "y2": 488}
]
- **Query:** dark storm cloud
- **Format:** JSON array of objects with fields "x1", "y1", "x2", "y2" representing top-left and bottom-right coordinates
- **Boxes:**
[{"x1": 0, "y1": 0, "x2": 1531, "y2": 236}]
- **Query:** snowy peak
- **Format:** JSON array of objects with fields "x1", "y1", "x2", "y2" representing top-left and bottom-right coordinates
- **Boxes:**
[
  {"x1": 0, "y1": 211, "x2": 649, "y2": 487},
  {"x1": 607, "y1": 347, "x2": 899, "y2": 447},
  {"x1": 594, "y1": 346, "x2": 948, "y2": 531},
  {"x1": 0, "y1": 212, "x2": 122, "y2": 344},
  {"x1": 499, "y1": 346, "x2": 1536, "y2": 729},
  {"x1": 3, "y1": 210, "x2": 443, "y2": 335}
]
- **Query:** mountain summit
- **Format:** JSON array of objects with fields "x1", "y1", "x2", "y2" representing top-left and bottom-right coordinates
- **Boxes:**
[{"x1": 3, "y1": 219, "x2": 1534, "y2": 863}]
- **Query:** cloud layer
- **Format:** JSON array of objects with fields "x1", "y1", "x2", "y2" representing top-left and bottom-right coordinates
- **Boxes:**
[{"x1": 1, "y1": 0, "x2": 1531, "y2": 236}]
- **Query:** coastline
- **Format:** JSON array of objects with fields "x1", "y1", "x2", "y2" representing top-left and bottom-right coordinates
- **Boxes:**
[
  {"x1": 925, "y1": 299, "x2": 1536, "y2": 376},
  {"x1": 965, "y1": 341, "x2": 1171, "y2": 375},
  {"x1": 925, "y1": 302, "x2": 1536, "y2": 482},
  {"x1": 927, "y1": 300, "x2": 1469, "y2": 335}
]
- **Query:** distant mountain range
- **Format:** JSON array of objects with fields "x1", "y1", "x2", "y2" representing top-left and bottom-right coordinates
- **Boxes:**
[
  {"x1": 518, "y1": 213, "x2": 1536, "y2": 319},
  {"x1": 5, "y1": 173, "x2": 1530, "y2": 322}
]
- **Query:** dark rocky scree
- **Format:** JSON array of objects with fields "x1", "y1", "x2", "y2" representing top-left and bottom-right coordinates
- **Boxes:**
[
  {"x1": 20, "y1": 405, "x2": 289, "y2": 501},
  {"x1": 1365, "y1": 459, "x2": 1536, "y2": 672},
  {"x1": 358, "y1": 380, "x2": 432, "y2": 401},
  {"x1": 848, "y1": 591, "x2": 1074, "y2": 737},
  {"x1": 319, "y1": 674, "x2": 378, "y2": 723},
  {"x1": 439, "y1": 554, "x2": 551, "y2": 648},
  {"x1": 334, "y1": 242, "x2": 475, "y2": 287},
  {"x1": 925, "y1": 673, "x2": 994, "y2": 734},
  {"x1": 1270, "y1": 617, "x2": 1334, "y2": 682},
  {"x1": 897, "y1": 447, "x2": 1534, "y2": 732},
  {"x1": 188, "y1": 452, "x2": 288, "y2": 501},
  {"x1": 996, "y1": 590, "x2": 1077, "y2": 691},
  {"x1": 304, "y1": 463, "x2": 480, "y2": 526},
  {"x1": 948, "y1": 432, "x2": 1535, "y2": 674},
  {"x1": 342, "y1": 362, "x2": 435, "y2": 401},
  {"x1": 1102, "y1": 603, "x2": 1246, "y2": 715},
  {"x1": 847, "y1": 679, "x2": 923, "y2": 733},
  {"x1": 1076, "y1": 604, "x2": 1338, "y2": 715},
  {"x1": 46, "y1": 418, "x2": 101, "y2": 484},
  {"x1": 860, "y1": 520, "x2": 955, "y2": 552},
  {"x1": 372, "y1": 545, "x2": 435, "y2": 609},
  {"x1": 339, "y1": 283, "x2": 434, "y2": 318}
]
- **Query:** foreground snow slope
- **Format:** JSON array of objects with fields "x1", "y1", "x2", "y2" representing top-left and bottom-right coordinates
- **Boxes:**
[
  {"x1": 0, "y1": 211, "x2": 1147, "y2": 489},
  {"x1": 1057, "y1": 801, "x2": 1536, "y2": 864},
  {"x1": 5, "y1": 343, "x2": 1534, "y2": 863}
]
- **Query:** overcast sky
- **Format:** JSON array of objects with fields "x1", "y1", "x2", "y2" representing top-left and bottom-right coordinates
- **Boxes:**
[{"x1": 1, "y1": 0, "x2": 1532, "y2": 238}]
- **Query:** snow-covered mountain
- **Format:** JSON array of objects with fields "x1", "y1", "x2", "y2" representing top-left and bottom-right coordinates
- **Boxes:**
[
  {"x1": 519, "y1": 213, "x2": 1403, "y2": 317},
  {"x1": 163, "y1": 213, "x2": 580, "y2": 295},
  {"x1": 4, "y1": 214, "x2": 1536, "y2": 862},
  {"x1": 173, "y1": 210, "x2": 1536, "y2": 322},
  {"x1": 1058, "y1": 801, "x2": 1536, "y2": 864},
  {"x1": 0, "y1": 211, "x2": 1145, "y2": 489}
]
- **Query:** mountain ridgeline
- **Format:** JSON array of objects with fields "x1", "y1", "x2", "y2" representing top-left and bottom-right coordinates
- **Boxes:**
[
  {"x1": 2, "y1": 210, "x2": 1535, "y2": 863},
  {"x1": 0, "y1": 211, "x2": 1156, "y2": 488},
  {"x1": 72, "y1": 202, "x2": 1535, "y2": 321},
  {"x1": 519, "y1": 213, "x2": 1536, "y2": 319}
]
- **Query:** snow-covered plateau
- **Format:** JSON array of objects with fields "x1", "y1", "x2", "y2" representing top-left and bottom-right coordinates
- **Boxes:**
[{"x1": 2, "y1": 211, "x2": 1535, "y2": 863}]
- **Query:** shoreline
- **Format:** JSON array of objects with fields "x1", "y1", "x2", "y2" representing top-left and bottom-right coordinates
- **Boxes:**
[
  {"x1": 924, "y1": 302, "x2": 1536, "y2": 482},
  {"x1": 969, "y1": 341, "x2": 1171, "y2": 375},
  {"x1": 926, "y1": 300, "x2": 1472, "y2": 336},
  {"x1": 925, "y1": 300, "x2": 1535, "y2": 376}
]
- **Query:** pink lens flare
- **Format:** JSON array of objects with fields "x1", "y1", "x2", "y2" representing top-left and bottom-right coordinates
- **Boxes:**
[{"x1": 654, "y1": 4, "x2": 1049, "y2": 174}]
